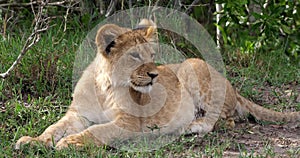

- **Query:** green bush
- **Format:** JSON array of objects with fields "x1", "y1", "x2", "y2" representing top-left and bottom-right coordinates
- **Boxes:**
[{"x1": 216, "y1": 0, "x2": 300, "y2": 63}]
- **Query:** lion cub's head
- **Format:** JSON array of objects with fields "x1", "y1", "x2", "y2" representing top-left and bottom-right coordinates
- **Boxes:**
[{"x1": 95, "y1": 19, "x2": 158, "y2": 93}]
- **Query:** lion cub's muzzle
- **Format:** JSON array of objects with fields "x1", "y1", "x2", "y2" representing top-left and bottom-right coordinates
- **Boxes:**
[{"x1": 130, "y1": 63, "x2": 158, "y2": 93}]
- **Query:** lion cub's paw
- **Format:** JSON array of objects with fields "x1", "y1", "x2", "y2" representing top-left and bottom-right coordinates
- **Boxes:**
[
  {"x1": 187, "y1": 119, "x2": 214, "y2": 135},
  {"x1": 15, "y1": 135, "x2": 56, "y2": 149},
  {"x1": 15, "y1": 136, "x2": 35, "y2": 150},
  {"x1": 55, "y1": 134, "x2": 85, "y2": 150}
]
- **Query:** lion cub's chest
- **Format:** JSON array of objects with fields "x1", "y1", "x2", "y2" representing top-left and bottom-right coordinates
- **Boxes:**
[{"x1": 110, "y1": 66, "x2": 195, "y2": 133}]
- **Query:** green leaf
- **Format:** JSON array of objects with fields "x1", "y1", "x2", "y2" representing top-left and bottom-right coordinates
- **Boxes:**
[
  {"x1": 229, "y1": 14, "x2": 239, "y2": 24},
  {"x1": 281, "y1": 25, "x2": 292, "y2": 34},
  {"x1": 251, "y1": 12, "x2": 262, "y2": 20},
  {"x1": 215, "y1": 23, "x2": 228, "y2": 44}
]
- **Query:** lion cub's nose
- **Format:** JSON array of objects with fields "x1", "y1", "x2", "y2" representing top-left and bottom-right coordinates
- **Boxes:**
[{"x1": 147, "y1": 71, "x2": 158, "y2": 79}]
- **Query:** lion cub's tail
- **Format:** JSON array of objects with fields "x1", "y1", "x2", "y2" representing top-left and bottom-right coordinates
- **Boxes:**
[{"x1": 236, "y1": 94, "x2": 300, "y2": 123}]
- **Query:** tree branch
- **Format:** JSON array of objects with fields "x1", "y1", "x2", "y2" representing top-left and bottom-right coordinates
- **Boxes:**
[
  {"x1": 216, "y1": 3, "x2": 223, "y2": 48},
  {"x1": 105, "y1": 0, "x2": 118, "y2": 17},
  {"x1": 0, "y1": 1, "x2": 67, "y2": 7},
  {"x1": 184, "y1": 0, "x2": 201, "y2": 14},
  {"x1": 0, "y1": 0, "x2": 50, "y2": 79}
]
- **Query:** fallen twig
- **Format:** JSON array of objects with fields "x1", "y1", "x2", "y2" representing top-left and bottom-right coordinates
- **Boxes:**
[
  {"x1": 0, "y1": 1, "x2": 67, "y2": 7},
  {"x1": 63, "y1": 1, "x2": 79, "y2": 32},
  {"x1": 0, "y1": 0, "x2": 50, "y2": 79},
  {"x1": 105, "y1": 0, "x2": 118, "y2": 17}
]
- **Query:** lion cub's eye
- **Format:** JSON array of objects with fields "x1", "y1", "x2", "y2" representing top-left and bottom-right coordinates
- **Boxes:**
[{"x1": 130, "y1": 52, "x2": 142, "y2": 61}]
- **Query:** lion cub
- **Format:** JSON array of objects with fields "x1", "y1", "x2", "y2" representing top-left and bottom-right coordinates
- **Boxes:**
[{"x1": 16, "y1": 19, "x2": 300, "y2": 150}]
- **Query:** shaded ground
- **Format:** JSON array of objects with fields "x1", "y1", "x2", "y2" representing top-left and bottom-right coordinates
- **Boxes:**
[
  {"x1": 219, "y1": 122, "x2": 299, "y2": 157},
  {"x1": 171, "y1": 121, "x2": 300, "y2": 157},
  {"x1": 218, "y1": 81, "x2": 300, "y2": 157}
]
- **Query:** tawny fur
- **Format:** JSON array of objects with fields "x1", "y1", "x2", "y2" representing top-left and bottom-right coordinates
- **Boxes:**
[{"x1": 16, "y1": 19, "x2": 300, "y2": 150}]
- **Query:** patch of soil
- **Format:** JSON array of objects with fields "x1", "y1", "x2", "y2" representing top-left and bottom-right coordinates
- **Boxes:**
[{"x1": 221, "y1": 122, "x2": 300, "y2": 157}]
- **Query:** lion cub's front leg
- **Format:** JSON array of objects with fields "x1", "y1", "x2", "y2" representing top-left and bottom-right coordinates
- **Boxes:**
[
  {"x1": 55, "y1": 118, "x2": 137, "y2": 150},
  {"x1": 15, "y1": 109, "x2": 88, "y2": 149},
  {"x1": 55, "y1": 130, "x2": 100, "y2": 150}
]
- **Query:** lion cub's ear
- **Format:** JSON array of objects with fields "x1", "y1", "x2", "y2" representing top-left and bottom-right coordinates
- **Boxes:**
[
  {"x1": 95, "y1": 24, "x2": 127, "y2": 55},
  {"x1": 136, "y1": 19, "x2": 158, "y2": 43},
  {"x1": 144, "y1": 26, "x2": 156, "y2": 41},
  {"x1": 137, "y1": 19, "x2": 157, "y2": 29}
]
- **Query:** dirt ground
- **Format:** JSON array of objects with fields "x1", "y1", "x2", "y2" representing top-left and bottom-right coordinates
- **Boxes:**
[
  {"x1": 224, "y1": 82, "x2": 300, "y2": 157},
  {"x1": 220, "y1": 122, "x2": 299, "y2": 157}
]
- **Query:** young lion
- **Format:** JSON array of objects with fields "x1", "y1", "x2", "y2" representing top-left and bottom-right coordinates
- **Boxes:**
[{"x1": 16, "y1": 19, "x2": 300, "y2": 150}]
